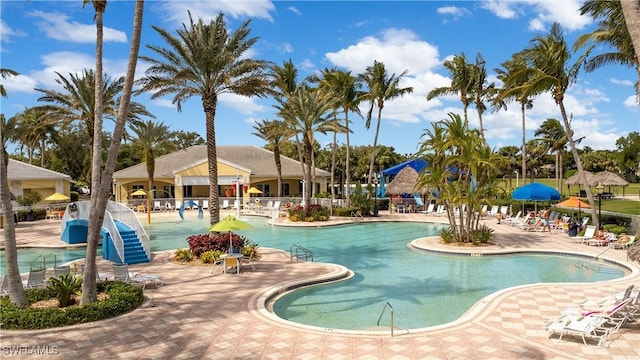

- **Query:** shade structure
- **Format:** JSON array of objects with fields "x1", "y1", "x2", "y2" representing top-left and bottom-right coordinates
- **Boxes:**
[
  {"x1": 385, "y1": 166, "x2": 429, "y2": 195},
  {"x1": 45, "y1": 192, "x2": 70, "y2": 201},
  {"x1": 565, "y1": 171, "x2": 597, "y2": 186},
  {"x1": 208, "y1": 216, "x2": 253, "y2": 253},
  {"x1": 557, "y1": 197, "x2": 590, "y2": 209},
  {"x1": 511, "y1": 183, "x2": 561, "y2": 201},
  {"x1": 593, "y1": 171, "x2": 629, "y2": 186},
  {"x1": 247, "y1": 187, "x2": 263, "y2": 194},
  {"x1": 131, "y1": 189, "x2": 147, "y2": 196}
]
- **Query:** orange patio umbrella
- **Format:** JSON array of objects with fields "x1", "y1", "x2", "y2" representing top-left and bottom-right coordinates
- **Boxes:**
[{"x1": 557, "y1": 197, "x2": 590, "y2": 209}]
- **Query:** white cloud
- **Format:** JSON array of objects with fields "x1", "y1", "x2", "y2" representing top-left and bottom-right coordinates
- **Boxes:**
[
  {"x1": 482, "y1": 0, "x2": 590, "y2": 32},
  {"x1": 610, "y1": 78, "x2": 634, "y2": 87},
  {"x1": 2, "y1": 74, "x2": 38, "y2": 94},
  {"x1": 160, "y1": 0, "x2": 276, "y2": 26},
  {"x1": 299, "y1": 59, "x2": 315, "y2": 72},
  {"x1": 481, "y1": 1, "x2": 521, "y2": 19},
  {"x1": 219, "y1": 93, "x2": 268, "y2": 115},
  {"x1": 436, "y1": 6, "x2": 472, "y2": 20},
  {"x1": 279, "y1": 42, "x2": 294, "y2": 54},
  {"x1": 151, "y1": 99, "x2": 175, "y2": 108},
  {"x1": 287, "y1": 6, "x2": 301, "y2": 16},
  {"x1": 0, "y1": 21, "x2": 27, "y2": 43},
  {"x1": 27, "y1": 10, "x2": 127, "y2": 43},
  {"x1": 624, "y1": 95, "x2": 639, "y2": 109}
]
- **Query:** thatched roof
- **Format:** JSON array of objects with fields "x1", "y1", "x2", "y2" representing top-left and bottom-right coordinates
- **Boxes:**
[
  {"x1": 385, "y1": 166, "x2": 429, "y2": 195},
  {"x1": 565, "y1": 171, "x2": 597, "y2": 186},
  {"x1": 593, "y1": 171, "x2": 629, "y2": 186}
]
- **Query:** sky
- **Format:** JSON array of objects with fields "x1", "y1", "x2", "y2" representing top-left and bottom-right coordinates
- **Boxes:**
[{"x1": 1, "y1": 0, "x2": 638, "y2": 158}]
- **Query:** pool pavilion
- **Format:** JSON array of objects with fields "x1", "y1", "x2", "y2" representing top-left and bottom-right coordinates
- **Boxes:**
[{"x1": 112, "y1": 145, "x2": 330, "y2": 208}]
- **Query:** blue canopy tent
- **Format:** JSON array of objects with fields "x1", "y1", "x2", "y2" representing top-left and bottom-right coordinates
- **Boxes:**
[{"x1": 380, "y1": 158, "x2": 429, "y2": 197}]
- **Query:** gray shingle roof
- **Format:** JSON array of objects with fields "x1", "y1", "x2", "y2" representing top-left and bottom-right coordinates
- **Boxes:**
[
  {"x1": 113, "y1": 145, "x2": 330, "y2": 179},
  {"x1": 8, "y1": 159, "x2": 71, "y2": 180}
]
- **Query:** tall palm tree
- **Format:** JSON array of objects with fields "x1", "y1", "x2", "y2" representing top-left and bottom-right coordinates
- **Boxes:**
[
  {"x1": 129, "y1": 119, "x2": 175, "y2": 207},
  {"x1": 576, "y1": 0, "x2": 639, "y2": 102},
  {"x1": 494, "y1": 55, "x2": 534, "y2": 184},
  {"x1": 516, "y1": 22, "x2": 599, "y2": 228},
  {"x1": 275, "y1": 86, "x2": 336, "y2": 208},
  {"x1": 0, "y1": 68, "x2": 18, "y2": 97},
  {"x1": 620, "y1": 0, "x2": 640, "y2": 103},
  {"x1": 81, "y1": 0, "x2": 145, "y2": 305},
  {"x1": 427, "y1": 53, "x2": 473, "y2": 127},
  {"x1": 137, "y1": 12, "x2": 270, "y2": 225},
  {"x1": 360, "y1": 60, "x2": 413, "y2": 184},
  {"x1": 535, "y1": 118, "x2": 567, "y2": 190},
  {"x1": 252, "y1": 119, "x2": 292, "y2": 198},
  {"x1": 469, "y1": 53, "x2": 496, "y2": 137},
  {"x1": 0, "y1": 114, "x2": 27, "y2": 307},
  {"x1": 312, "y1": 68, "x2": 362, "y2": 207}
]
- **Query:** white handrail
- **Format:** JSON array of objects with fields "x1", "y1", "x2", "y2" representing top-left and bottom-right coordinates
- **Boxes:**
[{"x1": 106, "y1": 201, "x2": 150, "y2": 260}]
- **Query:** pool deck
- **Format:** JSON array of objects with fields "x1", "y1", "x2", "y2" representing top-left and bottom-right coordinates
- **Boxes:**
[{"x1": 1, "y1": 210, "x2": 639, "y2": 359}]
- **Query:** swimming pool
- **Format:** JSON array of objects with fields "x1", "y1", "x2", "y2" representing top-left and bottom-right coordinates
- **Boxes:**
[{"x1": 2, "y1": 217, "x2": 627, "y2": 331}]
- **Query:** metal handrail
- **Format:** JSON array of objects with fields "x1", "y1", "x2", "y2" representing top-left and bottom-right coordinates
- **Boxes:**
[
  {"x1": 290, "y1": 244, "x2": 313, "y2": 262},
  {"x1": 578, "y1": 246, "x2": 610, "y2": 269},
  {"x1": 377, "y1": 301, "x2": 394, "y2": 337},
  {"x1": 106, "y1": 201, "x2": 150, "y2": 260},
  {"x1": 350, "y1": 211, "x2": 363, "y2": 222}
]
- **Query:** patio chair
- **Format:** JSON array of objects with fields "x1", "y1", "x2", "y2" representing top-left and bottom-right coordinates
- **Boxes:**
[
  {"x1": 488, "y1": 205, "x2": 499, "y2": 217},
  {"x1": 503, "y1": 211, "x2": 522, "y2": 225},
  {"x1": 241, "y1": 248, "x2": 256, "y2": 271},
  {"x1": 202, "y1": 200, "x2": 209, "y2": 209},
  {"x1": 211, "y1": 254, "x2": 225, "y2": 274},
  {"x1": 1, "y1": 275, "x2": 9, "y2": 296},
  {"x1": 221, "y1": 199, "x2": 230, "y2": 209},
  {"x1": 153, "y1": 201, "x2": 162, "y2": 211},
  {"x1": 544, "y1": 313, "x2": 612, "y2": 347},
  {"x1": 23, "y1": 269, "x2": 47, "y2": 289},
  {"x1": 420, "y1": 202, "x2": 435, "y2": 214},
  {"x1": 610, "y1": 235, "x2": 636, "y2": 249},
  {"x1": 54, "y1": 265, "x2": 71, "y2": 278},
  {"x1": 223, "y1": 256, "x2": 241, "y2": 275}
]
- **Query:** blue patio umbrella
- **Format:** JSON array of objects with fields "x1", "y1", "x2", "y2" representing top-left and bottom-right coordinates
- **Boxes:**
[{"x1": 511, "y1": 182, "x2": 561, "y2": 213}]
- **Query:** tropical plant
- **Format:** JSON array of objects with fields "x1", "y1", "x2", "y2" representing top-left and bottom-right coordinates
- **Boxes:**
[
  {"x1": 576, "y1": 0, "x2": 639, "y2": 102},
  {"x1": 620, "y1": 0, "x2": 640, "y2": 101},
  {"x1": 494, "y1": 55, "x2": 534, "y2": 183},
  {"x1": 252, "y1": 119, "x2": 292, "y2": 198},
  {"x1": 0, "y1": 68, "x2": 18, "y2": 97},
  {"x1": 427, "y1": 53, "x2": 473, "y2": 127},
  {"x1": 469, "y1": 53, "x2": 496, "y2": 136},
  {"x1": 511, "y1": 22, "x2": 600, "y2": 228},
  {"x1": 360, "y1": 60, "x2": 413, "y2": 184},
  {"x1": 136, "y1": 12, "x2": 271, "y2": 225},
  {"x1": 174, "y1": 248, "x2": 194, "y2": 262},
  {"x1": 48, "y1": 274, "x2": 83, "y2": 307},
  {"x1": 16, "y1": 192, "x2": 41, "y2": 207}
]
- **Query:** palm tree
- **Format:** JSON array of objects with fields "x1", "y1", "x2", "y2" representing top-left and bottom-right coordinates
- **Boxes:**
[
  {"x1": 515, "y1": 22, "x2": 600, "y2": 228},
  {"x1": 129, "y1": 119, "x2": 175, "y2": 209},
  {"x1": 312, "y1": 68, "x2": 362, "y2": 207},
  {"x1": 0, "y1": 114, "x2": 27, "y2": 307},
  {"x1": 360, "y1": 60, "x2": 413, "y2": 184},
  {"x1": 81, "y1": 0, "x2": 144, "y2": 305},
  {"x1": 620, "y1": 0, "x2": 640, "y2": 103},
  {"x1": 275, "y1": 86, "x2": 336, "y2": 208},
  {"x1": 469, "y1": 53, "x2": 496, "y2": 136},
  {"x1": 252, "y1": 119, "x2": 292, "y2": 198},
  {"x1": 0, "y1": 68, "x2": 18, "y2": 97},
  {"x1": 494, "y1": 55, "x2": 534, "y2": 183},
  {"x1": 576, "y1": 0, "x2": 639, "y2": 102},
  {"x1": 137, "y1": 12, "x2": 270, "y2": 225},
  {"x1": 427, "y1": 53, "x2": 473, "y2": 127}
]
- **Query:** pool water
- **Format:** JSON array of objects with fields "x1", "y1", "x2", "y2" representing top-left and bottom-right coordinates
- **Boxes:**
[{"x1": 2, "y1": 217, "x2": 626, "y2": 331}]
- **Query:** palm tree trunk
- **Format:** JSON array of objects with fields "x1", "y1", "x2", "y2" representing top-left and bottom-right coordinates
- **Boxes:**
[
  {"x1": 367, "y1": 107, "x2": 383, "y2": 184},
  {"x1": 344, "y1": 112, "x2": 351, "y2": 208},
  {"x1": 621, "y1": 0, "x2": 640, "y2": 104},
  {"x1": 81, "y1": 0, "x2": 144, "y2": 305},
  {"x1": 330, "y1": 132, "x2": 336, "y2": 213},
  {"x1": 303, "y1": 137, "x2": 313, "y2": 209},
  {"x1": 477, "y1": 108, "x2": 484, "y2": 137},
  {"x1": 1, "y1": 142, "x2": 27, "y2": 307},
  {"x1": 204, "y1": 97, "x2": 220, "y2": 225},
  {"x1": 273, "y1": 145, "x2": 283, "y2": 198},
  {"x1": 558, "y1": 100, "x2": 598, "y2": 228},
  {"x1": 520, "y1": 102, "x2": 527, "y2": 184}
]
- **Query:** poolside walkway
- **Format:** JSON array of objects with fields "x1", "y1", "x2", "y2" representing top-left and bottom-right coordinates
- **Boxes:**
[{"x1": 1, "y1": 211, "x2": 639, "y2": 359}]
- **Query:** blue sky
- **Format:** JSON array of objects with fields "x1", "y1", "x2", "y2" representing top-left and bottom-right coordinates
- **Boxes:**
[{"x1": 1, "y1": 0, "x2": 637, "y2": 157}]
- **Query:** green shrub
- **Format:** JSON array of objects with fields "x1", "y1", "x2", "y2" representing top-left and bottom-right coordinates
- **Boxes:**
[
  {"x1": 174, "y1": 248, "x2": 194, "y2": 262},
  {"x1": 0, "y1": 281, "x2": 144, "y2": 330},
  {"x1": 47, "y1": 274, "x2": 82, "y2": 307},
  {"x1": 470, "y1": 224, "x2": 494, "y2": 245},
  {"x1": 439, "y1": 228, "x2": 453, "y2": 244},
  {"x1": 199, "y1": 250, "x2": 217, "y2": 264},
  {"x1": 287, "y1": 204, "x2": 330, "y2": 222},
  {"x1": 603, "y1": 224, "x2": 626, "y2": 235}
]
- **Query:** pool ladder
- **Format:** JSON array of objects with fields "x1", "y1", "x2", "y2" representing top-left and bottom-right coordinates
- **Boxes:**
[
  {"x1": 350, "y1": 211, "x2": 363, "y2": 222},
  {"x1": 577, "y1": 246, "x2": 610, "y2": 270},
  {"x1": 377, "y1": 301, "x2": 394, "y2": 337},
  {"x1": 290, "y1": 244, "x2": 313, "y2": 262}
]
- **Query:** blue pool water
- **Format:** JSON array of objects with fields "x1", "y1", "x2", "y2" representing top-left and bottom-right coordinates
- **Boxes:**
[{"x1": 2, "y1": 217, "x2": 626, "y2": 331}]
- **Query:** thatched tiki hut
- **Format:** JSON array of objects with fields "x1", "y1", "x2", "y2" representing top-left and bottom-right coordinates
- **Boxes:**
[{"x1": 566, "y1": 170, "x2": 629, "y2": 198}]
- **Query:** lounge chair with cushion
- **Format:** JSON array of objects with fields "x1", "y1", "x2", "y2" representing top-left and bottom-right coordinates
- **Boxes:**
[
  {"x1": 544, "y1": 313, "x2": 612, "y2": 347},
  {"x1": 611, "y1": 235, "x2": 637, "y2": 249},
  {"x1": 54, "y1": 265, "x2": 71, "y2": 278},
  {"x1": 571, "y1": 225, "x2": 596, "y2": 243}
]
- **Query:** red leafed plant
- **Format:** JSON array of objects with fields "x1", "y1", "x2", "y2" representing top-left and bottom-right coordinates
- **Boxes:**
[{"x1": 186, "y1": 232, "x2": 248, "y2": 256}]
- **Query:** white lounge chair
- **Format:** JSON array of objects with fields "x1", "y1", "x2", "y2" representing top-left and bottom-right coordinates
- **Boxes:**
[
  {"x1": 488, "y1": 205, "x2": 499, "y2": 217},
  {"x1": 23, "y1": 269, "x2": 47, "y2": 289},
  {"x1": 572, "y1": 225, "x2": 596, "y2": 243},
  {"x1": 112, "y1": 263, "x2": 163, "y2": 289},
  {"x1": 544, "y1": 313, "x2": 612, "y2": 347},
  {"x1": 221, "y1": 199, "x2": 230, "y2": 209},
  {"x1": 503, "y1": 211, "x2": 522, "y2": 225},
  {"x1": 202, "y1": 200, "x2": 209, "y2": 209},
  {"x1": 420, "y1": 203, "x2": 435, "y2": 214},
  {"x1": 153, "y1": 201, "x2": 162, "y2": 211}
]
